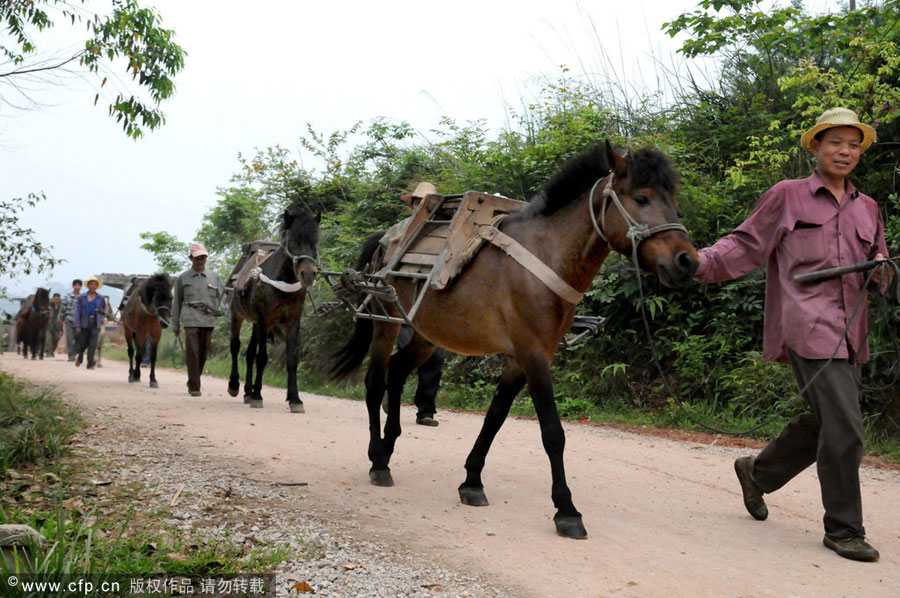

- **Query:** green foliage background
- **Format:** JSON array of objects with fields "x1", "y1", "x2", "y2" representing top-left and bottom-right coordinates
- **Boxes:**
[{"x1": 148, "y1": 1, "x2": 900, "y2": 441}]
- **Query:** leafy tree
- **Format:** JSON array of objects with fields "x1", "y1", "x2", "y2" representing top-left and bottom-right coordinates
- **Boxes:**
[
  {"x1": 138, "y1": 231, "x2": 188, "y2": 274},
  {"x1": 1, "y1": 0, "x2": 186, "y2": 138},
  {"x1": 0, "y1": 193, "x2": 62, "y2": 282}
]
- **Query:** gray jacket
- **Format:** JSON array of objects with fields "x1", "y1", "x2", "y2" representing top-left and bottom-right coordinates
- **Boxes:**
[{"x1": 172, "y1": 268, "x2": 224, "y2": 330}]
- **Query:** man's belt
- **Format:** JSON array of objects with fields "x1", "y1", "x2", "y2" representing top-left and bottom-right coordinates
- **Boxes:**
[{"x1": 186, "y1": 301, "x2": 224, "y2": 317}]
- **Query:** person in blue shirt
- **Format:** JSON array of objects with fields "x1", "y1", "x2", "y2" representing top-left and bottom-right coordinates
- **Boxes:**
[{"x1": 73, "y1": 276, "x2": 107, "y2": 370}]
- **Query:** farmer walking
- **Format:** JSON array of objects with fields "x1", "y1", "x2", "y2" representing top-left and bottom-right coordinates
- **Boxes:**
[
  {"x1": 171, "y1": 242, "x2": 224, "y2": 397},
  {"x1": 695, "y1": 107, "x2": 891, "y2": 562}
]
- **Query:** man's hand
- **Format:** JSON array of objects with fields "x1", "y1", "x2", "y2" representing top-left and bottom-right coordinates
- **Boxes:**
[{"x1": 870, "y1": 254, "x2": 895, "y2": 289}]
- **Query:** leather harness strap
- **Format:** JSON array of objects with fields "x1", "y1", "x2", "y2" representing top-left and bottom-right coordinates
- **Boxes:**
[{"x1": 479, "y1": 226, "x2": 585, "y2": 305}]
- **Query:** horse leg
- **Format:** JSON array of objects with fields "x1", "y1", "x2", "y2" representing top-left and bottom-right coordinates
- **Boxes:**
[
  {"x1": 126, "y1": 332, "x2": 137, "y2": 382},
  {"x1": 38, "y1": 328, "x2": 45, "y2": 359},
  {"x1": 148, "y1": 330, "x2": 160, "y2": 388},
  {"x1": 284, "y1": 320, "x2": 304, "y2": 413},
  {"x1": 249, "y1": 319, "x2": 267, "y2": 408},
  {"x1": 383, "y1": 332, "x2": 435, "y2": 459},
  {"x1": 458, "y1": 358, "x2": 527, "y2": 507},
  {"x1": 366, "y1": 321, "x2": 402, "y2": 486},
  {"x1": 243, "y1": 325, "x2": 258, "y2": 403},
  {"x1": 133, "y1": 332, "x2": 144, "y2": 383},
  {"x1": 522, "y1": 352, "x2": 586, "y2": 539},
  {"x1": 227, "y1": 315, "x2": 242, "y2": 397}
]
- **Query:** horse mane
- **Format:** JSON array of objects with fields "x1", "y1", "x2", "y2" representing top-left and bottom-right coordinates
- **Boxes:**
[
  {"x1": 506, "y1": 143, "x2": 679, "y2": 221},
  {"x1": 141, "y1": 273, "x2": 172, "y2": 305}
]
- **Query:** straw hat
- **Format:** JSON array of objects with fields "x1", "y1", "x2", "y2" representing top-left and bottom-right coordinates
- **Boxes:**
[
  {"x1": 401, "y1": 181, "x2": 437, "y2": 204},
  {"x1": 188, "y1": 242, "x2": 209, "y2": 258},
  {"x1": 800, "y1": 107, "x2": 876, "y2": 152},
  {"x1": 84, "y1": 276, "x2": 104, "y2": 289}
]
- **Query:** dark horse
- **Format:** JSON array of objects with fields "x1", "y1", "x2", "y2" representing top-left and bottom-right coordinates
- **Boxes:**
[
  {"x1": 121, "y1": 274, "x2": 173, "y2": 388},
  {"x1": 330, "y1": 142, "x2": 700, "y2": 538},
  {"x1": 15, "y1": 288, "x2": 50, "y2": 360},
  {"x1": 228, "y1": 208, "x2": 320, "y2": 413}
]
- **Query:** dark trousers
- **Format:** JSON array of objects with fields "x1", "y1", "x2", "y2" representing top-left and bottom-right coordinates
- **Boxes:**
[
  {"x1": 753, "y1": 349, "x2": 866, "y2": 539},
  {"x1": 397, "y1": 326, "x2": 446, "y2": 418},
  {"x1": 76, "y1": 327, "x2": 100, "y2": 367},
  {"x1": 184, "y1": 327, "x2": 214, "y2": 392}
]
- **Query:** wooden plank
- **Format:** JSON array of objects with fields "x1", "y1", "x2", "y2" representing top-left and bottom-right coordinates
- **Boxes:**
[
  {"x1": 407, "y1": 235, "x2": 446, "y2": 255},
  {"x1": 400, "y1": 252, "x2": 438, "y2": 266}
]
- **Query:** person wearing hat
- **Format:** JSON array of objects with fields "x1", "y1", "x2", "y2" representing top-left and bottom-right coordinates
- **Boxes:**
[
  {"x1": 73, "y1": 276, "x2": 107, "y2": 370},
  {"x1": 59, "y1": 279, "x2": 83, "y2": 361},
  {"x1": 694, "y1": 107, "x2": 890, "y2": 561},
  {"x1": 375, "y1": 181, "x2": 446, "y2": 426},
  {"x1": 171, "y1": 242, "x2": 224, "y2": 397}
]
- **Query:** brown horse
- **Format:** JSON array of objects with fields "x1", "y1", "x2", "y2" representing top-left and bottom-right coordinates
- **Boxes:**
[
  {"x1": 227, "y1": 208, "x2": 320, "y2": 412},
  {"x1": 330, "y1": 142, "x2": 700, "y2": 539},
  {"x1": 15, "y1": 288, "x2": 50, "y2": 360},
  {"x1": 121, "y1": 274, "x2": 173, "y2": 388}
]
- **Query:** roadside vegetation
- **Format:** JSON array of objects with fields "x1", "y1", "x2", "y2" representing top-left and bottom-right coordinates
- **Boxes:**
[
  {"x1": 133, "y1": 1, "x2": 900, "y2": 457},
  {"x1": 0, "y1": 371, "x2": 286, "y2": 590}
]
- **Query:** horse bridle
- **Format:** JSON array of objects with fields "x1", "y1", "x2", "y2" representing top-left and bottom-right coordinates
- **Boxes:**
[
  {"x1": 138, "y1": 296, "x2": 171, "y2": 327},
  {"x1": 281, "y1": 235, "x2": 318, "y2": 271},
  {"x1": 588, "y1": 172, "x2": 689, "y2": 263}
]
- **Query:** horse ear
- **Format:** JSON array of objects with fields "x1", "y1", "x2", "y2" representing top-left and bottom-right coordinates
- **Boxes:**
[
  {"x1": 604, "y1": 139, "x2": 627, "y2": 175},
  {"x1": 315, "y1": 212, "x2": 321, "y2": 224},
  {"x1": 283, "y1": 210, "x2": 293, "y2": 227}
]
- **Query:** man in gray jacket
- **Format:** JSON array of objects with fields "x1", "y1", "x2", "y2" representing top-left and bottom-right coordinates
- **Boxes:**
[{"x1": 171, "y1": 243, "x2": 224, "y2": 397}]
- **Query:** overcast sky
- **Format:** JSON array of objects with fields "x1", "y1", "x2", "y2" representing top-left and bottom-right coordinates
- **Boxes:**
[{"x1": 0, "y1": 0, "x2": 838, "y2": 297}]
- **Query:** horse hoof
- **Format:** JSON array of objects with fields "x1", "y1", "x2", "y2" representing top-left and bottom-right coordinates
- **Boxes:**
[
  {"x1": 248, "y1": 399, "x2": 263, "y2": 409},
  {"x1": 243, "y1": 394, "x2": 253, "y2": 404},
  {"x1": 227, "y1": 385, "x2": 239, "y2": 397},
  {"x1": 149, "y1": 381, "x2": 158, "y2": 389},
  {"x1": 369, "y1": 469, "x2": 394, "y2": 487},
  {"x1": 458, "y1": 486, "x2": 489, "y2": 506},
  {"x1": 554, "y1": 516, "x2": 588, "y2": 539},
  {"x1": 289, "y1": 402, "x2": 305, "y2": 414}
]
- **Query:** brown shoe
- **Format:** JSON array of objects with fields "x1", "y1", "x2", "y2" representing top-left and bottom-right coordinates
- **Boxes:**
[
  {"x1": 74, "y1": 356, "x2": 82, "y2": 367},
  {"x1": 823, "y1": 535, "x2": 879, "y2": 562},
  {"x1": 87, "y1": 366, "x2": 95, "y2": 370},
  {"x1": 416, "y1": 416, "x2": 439, "y2": 427},
  {"x1": 734, "y1": 456, "x2": 768, "y2": 520}
]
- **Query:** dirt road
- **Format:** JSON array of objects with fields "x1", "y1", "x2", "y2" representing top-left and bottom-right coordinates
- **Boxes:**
[{"x1": 2, "y1": 353, "x2": 898, "y2": 597}]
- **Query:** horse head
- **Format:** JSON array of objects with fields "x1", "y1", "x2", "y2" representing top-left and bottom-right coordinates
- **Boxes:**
[
  {"x1": 281, "y1": 207, "x2": 321, "y2": 289},
  {"x1": 33, "y1": 287, "x2": 51, "y2": 318},
  {"x1": 599, "y1": 141, "x2": 699, "y2": 287},
  {"x1": 143, "y1": 273, "x2": 174, "y2": 328}
]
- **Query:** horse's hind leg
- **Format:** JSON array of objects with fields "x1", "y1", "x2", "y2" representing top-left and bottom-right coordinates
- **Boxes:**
[
  {"x1": 383, "y1": 331, "x2": 435, "y2": 458},
  {"x1": 284, "y1": 320, "x2": 304, "y2": 413},
  {"x1": 523, "y1": 353, "x2": 586, "y2": 539},
  {"x1": 459, "y1": 357, "x2": 526, "y2": 508},
  {"x1": 126, "y1": 331, "x2": 137, "y2": 382},
  {"x1": 227, "y1": 315, "x2": 242, "y2": 397},
  {"x1": 148, "y1": 330, "x2": 161, "y2": 388},
  {"x1": 249, "y1": 319, "x2": 268, "y2": 408},
  {"x1": 366, "y1": 320, "x2": 402, "y2": 486},
  {"x1": 243, "y1": 325, "x2": 258, "y2": 404}
]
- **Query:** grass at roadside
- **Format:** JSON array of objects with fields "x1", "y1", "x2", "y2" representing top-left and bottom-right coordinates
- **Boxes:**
[{"x1": 0, "y1": 370, "x2": 287, "y2": 590}]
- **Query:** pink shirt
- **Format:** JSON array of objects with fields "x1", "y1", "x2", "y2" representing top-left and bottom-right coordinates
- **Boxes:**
[{"x1": 696, "y1": 172, "x2": 888, "y2": 363}]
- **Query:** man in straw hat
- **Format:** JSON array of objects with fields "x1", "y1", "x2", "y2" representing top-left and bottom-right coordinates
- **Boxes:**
[
  {"x1": 172, "y1": 242, "x2": 224, "y2": 397},
  {"x1": 73, "y1": 276, "x2": 107, "y2": 370},
  {"x1": 694, "y1": 107, "x2": 890, "y2": 561},
  {"x1": 375, "y1": 181, "x2": 446, "y2": 426}
]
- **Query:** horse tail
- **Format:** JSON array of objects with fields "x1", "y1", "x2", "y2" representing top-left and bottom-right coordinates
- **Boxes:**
[
  {"x1": 329, "y1": 231, "x2": 384, "y2": 381},
  {"x1": 329, "y1": 317, "x2": 373, "y2": 381}
]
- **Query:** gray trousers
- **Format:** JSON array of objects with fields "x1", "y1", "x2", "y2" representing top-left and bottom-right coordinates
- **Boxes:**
[
  {"x1": 753, "y1": 349, "x2": 866, "y2": 539},
  {"x1": 65, "y1": 323, "x2": 78, "y2": 359}
]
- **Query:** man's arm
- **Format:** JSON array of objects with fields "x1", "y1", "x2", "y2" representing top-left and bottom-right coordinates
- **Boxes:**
[{"x1": 696, "y1": 185, "x2": 787, "y2": 283}]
